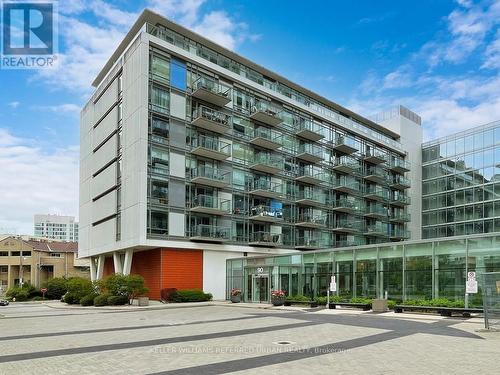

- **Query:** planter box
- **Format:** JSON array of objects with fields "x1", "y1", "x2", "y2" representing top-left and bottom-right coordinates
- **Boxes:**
[
  {"x1": 138, "y1": 297, "x2": 149, "y2": 307},
  {"x1": 230, "y1": 295, "x2": 241, "y2": 303},
  {"x1": 372, "y1": 299, "x2": 388, "y2": 312}
]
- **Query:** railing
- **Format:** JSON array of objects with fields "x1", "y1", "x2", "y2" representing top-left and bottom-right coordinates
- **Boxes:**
[
  {"x1": 190, "y1": 165, "x2": 231, "y2": 183},
  {"x1": 192, "y1": 194, "x2": 231, "y2": 212},
  {"x1": 297, "y1": 165, "x2": 331, "y2": 183},
  {"x1": 250, "y1": 179, "x2": 283, "y2": 194},
  {"x1": 391, "y1": 158, "x2": 411, "y2": 170},
  {"x1": 297, "y1": 213, "x2": 327, "y2": 225},
  {"x1": 364, "y1": 166, "x2": 390, "y2": 182},
  {"x1": 334, "y1": 135, "x2": 359, "y2": 150},
  {"x1": 390, "y1": 212, "x2": 411, "y2": 221},
  {"x1": 334, "y1": 220, "x2": 364, "y2": 231},
  {"x1": 192, "y1": 105, "x2": 231, "y2": 126},
  {"x1": 250, "y1": 205, "x2": 283, "y2": 219},
  {"x1": 335, "y1": 238, "x2": 366, "y2": 247},
  {"x1": 250, "y1": 231, "x2": 282, "y2": 244},
  {"x1": 364, "y1": 186, "x2": 391, "y2": 200},
  {"x1": 365, "y1": 204, "x2": 389, "y2": 217},
  {"x1": 297, "y1": 143, "x2": 323, "y2": 157},
  {"x1": 192, "y1": 76, "x2": 231, "y2": 98},
  {"x1": 365, "y1": 148, "x2": 388, "y2": 161},
  {"x1": 296, "y1": 119, "x2": 325, "y2": 137},
  {"x1": 251, "y1": 153, "x2": 285, "y2": 168},
  {"x1": 365, "y1": 223, "x2": 389, "y2": 235},
  {"x1": 296, "y1": 237, "x2": 331, "y2": 247},
  {"x1": 392, "y1": 175, "x2": 411, "y2": 187},
  {"x1": 191, "y1": 134, "x2": 231, "y2": 155},
  {"x1": 391, "y1": 194, "x2": 411, "y2": 205},
  {"x1": 191, "y1": 224, "x2": 231, "y2": 240},
  {"x1": 296, "y1": 190, "x2": 327, "y2": 204},
  {"x1": 251, "y1": 126, "x2": 283, "y2": 144},
  {"x1": 251, "y1": 100, "x2": 281, "y2": 117},
  {"x1": 151, "y1": 157, "x2": 169, "y2": 176},
  {"x1": 333, "y1": 198, "x2": 363, "y2": 212},
  {"x1": 334, "y1": 155, "x2": 360, "y2": 171},
  {"x1": 334, "y1": 176, "x2": 362, "y2": 192},
  {"x1": 391, "y1": 229, "x2": 411, "y2": 238}
]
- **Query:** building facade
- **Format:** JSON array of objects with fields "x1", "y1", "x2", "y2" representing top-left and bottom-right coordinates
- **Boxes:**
[
  {"x1": 34, "y1": 214, "x2": 79, "y2": 242},
  {"x1": 0, "y1": 236, "x2": 90, "y2": 295},
  {"x1": 79, "y1": 10, "x2": 422, "y2": 300},
  {"x1": 422, "y1": 120, "x2": 500, "y2": 239}
]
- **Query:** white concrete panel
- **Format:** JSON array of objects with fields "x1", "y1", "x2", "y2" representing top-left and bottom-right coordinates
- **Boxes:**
[
  {"x1": 203, "y1": 251, "x2": 243, "y2": 300},
  {"x1": 92, "y1": 134, "x2": 117, "y2": 174},
  {"x1": 93, "y1": 106, "x2": 118, "y2": 149},
  {"x1": 169, "y1": 152, "x2": 185, "y2": 178},
  {"x1": 78, "y1": 225, "x2": 90, "y2": 258},
  {"x1": 92, "y1": 191, "x2": 117, "y2": 223},
  {"x1": 169, "y1": 212, "x2": 185, "y2": 236},
  {"x1": 92, "y1": 162, "x2": 117, "y2": 198},
  {"x1": 170, "y1": 92, "x2": 186, "y2": 120},
  {"x1": 94, "y1": 78, "x2": 118, "y2": 122},
  {"x1": 91, "y1": 217, "x2": 117, "y2": 249}
]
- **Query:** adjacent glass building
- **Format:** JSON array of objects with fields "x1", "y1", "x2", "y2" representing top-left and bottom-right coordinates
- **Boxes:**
[
  {"x1": 422, "y1": 121, "x2": 500, "y2": 239},
  {"x1": 226, "y1": 232, "x2": 500, "y2": 305}
]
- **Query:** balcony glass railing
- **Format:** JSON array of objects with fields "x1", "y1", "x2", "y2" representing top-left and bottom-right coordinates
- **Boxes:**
[
  {"x1": 390, "y1": 228, "x2": 411, "y2": 238},
  {"x1": 250, "y1": 179, "x2": 283, "y2": 194},
  {"x1": 191, "y1": 135, "x2": 231, "y2": 155},
  {"x1": 365, "y1": 205, "x2": 389, "y2": 217},
  {"x1": 296, "y1": 119, "x2": 325, "y2": 137},
  {"x1": 193, "y1": 76, "x2": 231, "y2": 98},
  {"x1": 251, "y1": 153, "x2": 285, "y2": 169},
  {"x1": 296, "y1": 190, "x2": 327, "y2": 204},
  {"x1": 364, "y1": 223, "x2": 389, "y2": 235},
  {"x1": 390, "y1": 212, "x2": 411, "y2": 221},
  {"x1": 334, "y1": 220, "x2": 364, "y2": 231},
  {"x1": 391, "y1": 195, "x2": 411, "y2": 205},
  {"x1": 335, "y1": 238, "x2": 366, "y2": 248},
  {"x1": 334, "y1": 176, "x2": 362, "y2": 193},
  {"x1": 297, "y1": 143, "x2": 323, "y2": 158},
  {"x1": 334, "y1": 135, "x2": 359, "y2": 150},
  {"x1": 192, "y1": 105, "x2": 231, "y2": 127},
  {"x1": 191, "y1": 224, "x2": 231, "y2": 240},
  {"x1": 192, "y1": 195, "x2": 231, "y2": 212},
  {"x1": 334, "y1": 155, "x2": 360, "y2": 171},
  {"x1": 333, "y1": 198, "x2": 363, "y2": 212},
  {"x1": 190, "y1": 165, "x2": 231, "y2": 184},
  {"x1": 364, "y1": 166, "x2": 390, "y2": 182},
  {"x1": 392, "y1": 175, "x2": 411, "y2": 187},
  {"x1": 250, "y1": 231, "x2": 282, "y2": 245},
  {"x1": 391, "y1": 158, "x2": 411, "y2": 170},
  {"x1": 297, "y1": 212, "x2": 328, "y2": 225},
  {"x1": 251, "y1": 126, "x2": 283, "y2": 144},
  {"x1": 364, "y1": 186, "x2": 391, "y2": 200},
  {"x1": 364, "y1": 148, "x2": 388, "y2": 161},
  {"x1": 296, "y1": 237, "x2": 331, "y2": 248},
  {"x1": 250, "y1": 205, "x2": 283, "y2": 220},
  {"x1": 297, "y1": 166, "x2": 331, "y2": 183},
  {"x1": 251, "y1": 100, "x2": 282, "y2": 117}
]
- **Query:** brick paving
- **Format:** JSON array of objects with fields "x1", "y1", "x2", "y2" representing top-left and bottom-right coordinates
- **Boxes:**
[{"x1": 0, "y1": 303, "x2": 499, "y2": 374}]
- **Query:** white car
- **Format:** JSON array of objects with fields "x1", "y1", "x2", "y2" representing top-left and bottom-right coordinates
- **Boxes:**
[{"x1": 0, "y1": 299, "x2": 9, "y2": 306}]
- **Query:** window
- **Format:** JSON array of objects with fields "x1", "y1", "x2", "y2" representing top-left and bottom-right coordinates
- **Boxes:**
[
  {"x1": 0, "y1": 266, "x2": 7, "y2": 272},
  {"x1": 151, "y1": 55, "x2": 170, "y2": 81},
  {"x1": 151, "y1": 85, "x2": 170, "y2": 113},
  {"x1": 170, "y1": 58, "x2": 186, "y2": 90},
  {"x1": 50, "y1": 253, "x2": 61, "y2": 258},
  {"x1": 22, "y1": 251, "x2": 31, "y2": 257},
  {"x1": 0, "y1": 252, "x2": 8, "y2": 257}
]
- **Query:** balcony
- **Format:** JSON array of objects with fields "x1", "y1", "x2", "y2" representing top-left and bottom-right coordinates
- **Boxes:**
[
  {"x1": 364, "y1": 166, "x2": 389, "y2": 184},
  {"x1": 295, "y1": 166, "x2": 331, "y2": 185},
  {"x1": 250, "y1": 100, "x2": 282, "y2": 126},
  {"x1": 390, "y1": 158, "x2": 411, "y2": 173},
  {"x1": 190, "y1": 166, "x2": 231, "y2": 188},
  {"x1": 333, "y1": 177, "x2": 362, "y2": 195},
  {"x1": 364, "y1": 223, "x2": 389, "y2": 237},
  {"x1": 249, "y1": 153, "x2": 284, "y2": 174},
  {"x1": 249, "y1": 179, "x2": 283, "y2": 199},
  {"x1": 332, "y1": 198, "x2": 363, "y2": 214},
  {"x1": 296, "y1": 190, "x2": 327, "y2": 206},
  {"x1": 390, "y1": 175, "x2": 411, "y2": 190},
  {"x1": 190, "y1": 224, "x2": 231, "y2": 242},
  {"x1": 191, "y1": 106, "x2": 231, "y2": 135},
  {"x1": 151, "y1": 158, "x2": 169, "y2": 176},
  {"x1": 191, "y1": 135, "x2": 231, "y2": 161},
  {"x1": 295, "y1": 237, "x2": 331, "y2": 250},
  {"x1": 249, "y1": 231, "x2": 282, "y2": 247},
  {"x1": 332, "y1": 156, "x2": 360, "y2": 174},
  {"x1": 364, "y1": 204, "x2": 389, "y2": 220},
  {"x1": 335, "y1": 238, "x2": 366, "y2": 248},
  {"x1": 249, "y1": 205, "x2": 284, "y2": 223},
  {"x1": 191, "y1": 76, "x2": 231, "y2": 107},
  {"x1": 331, "y1": 135, "x2": 358, "y2": 154},
  {"x1": 390, "y1": 228, "x2": 411, "y2": 240},
  {"x1": 296, "y1": 213, "x2": 327, "y2": 228},
  {"x1": 296, "y1": 143, "x2": 323, "y2": 163},
  {"x1": 390, "y1": 194, "x2": 411, "y2": 207},
  {"x1": 363, "y1": 186, "x2": 390, "y2": 202},
  {"x1": 295, "y1": 119, "x2": 325, "y2": 142},
  {"x1": 249, "y1": 126, "x2": 283, "y2": 150},
  {"x1": 190, "y1": 195, "x2": 231, "y2": 215},
  {"x1": 364, "y1": 149, "x2": 388, "y2": 164},
  {"x1": 390, "y1": 212, "x2": 411, "y2": 223},
  {"x1": 332, "y1": 220, "x2": 363, "y2": 234}
]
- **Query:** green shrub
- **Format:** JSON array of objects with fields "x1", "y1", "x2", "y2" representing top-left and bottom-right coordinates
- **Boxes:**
[
  {"x1": 94, "y1": 294, "x2": 110, "y2": 307},
  {"x1": 402, "y1": 298, "x2": 465, "y2": 308},
  {"x1": 107, "y1": 295, "x2": 129, "y2": 306},
  {"x1": 31, "y1": 296, "x2": 44, "y2": 301},
  {"x1": 330, "y1": 295, "x2": 344, "y2": 303},
  {"x1": 6, "y1": 287, "x2": 30, "y2": 301},
  {"x1": 100, "y1": 274, "x2": 148, "y2": 302},
  {"x1": 80, "y1": 293, "x2": 99, "y2": 306},
  {"x1": 349, "y1": 297, "x2": 372, "y2": 304},
  {"x1": 315, "y1": 296, "x2": 327, "y2": 305},
  {"x1": 387, "y1": 300, "x2": 397, "y2": 309},
  {"x1": 171, "y1": 289, "x2": 212, "y2": 302},
  {"x1": 47, "y1": 278, "x2": 68, "y2": 299},
  {"x1": 65, "y1": 277, "x2": 93, "y2": 304},
  {"x1": 285, "y1": 294, "x2": 310, "y2": 302}
]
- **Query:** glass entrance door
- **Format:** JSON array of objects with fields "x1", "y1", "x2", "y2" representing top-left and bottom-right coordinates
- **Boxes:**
[{"x1": 252, "y1": 274, "x2": 269, "y2": 303}]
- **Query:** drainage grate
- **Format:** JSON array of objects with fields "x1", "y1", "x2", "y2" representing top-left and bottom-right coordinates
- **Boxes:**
[{"x1": 273, "y1": 341, "x2": 294, "y2": 345}]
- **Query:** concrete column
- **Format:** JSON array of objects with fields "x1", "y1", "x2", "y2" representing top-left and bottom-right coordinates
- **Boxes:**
[
  {"x1": 90, "y1": 257, "x2": 97, "y2": 281},
  {"x1": 96, "y1": 255, "x2": 105, "y2": 280},
  {"x1": 122, "y1": 249, "x2": 133, "y2": 275},
  {"x1": 7, "y1": 265, "x2": 11, "y2": 290},
  {"x1": 113, "y1": 252, "x2": 123, "y2": 274}
]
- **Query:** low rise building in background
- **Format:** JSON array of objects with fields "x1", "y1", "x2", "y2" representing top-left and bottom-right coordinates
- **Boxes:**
[{"x1": 34, "y1": 214, "x2": 79, "y2": 242}]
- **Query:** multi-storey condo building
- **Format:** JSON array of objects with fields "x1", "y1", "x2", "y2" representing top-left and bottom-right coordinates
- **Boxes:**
[
  {"x1": 34, "y1": 214, "x2": 79, "y2": 242},
  {"x1": 80, "y1": 10, "x2": 422, "y2": 300},
  {"x1": 422, "y1": 120, "x2": 500, "y2": 239}
]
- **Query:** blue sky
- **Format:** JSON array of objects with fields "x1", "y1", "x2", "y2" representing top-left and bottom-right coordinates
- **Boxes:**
[{"x1": 1, "y1": 0, "x2": 500, "y2": 234}]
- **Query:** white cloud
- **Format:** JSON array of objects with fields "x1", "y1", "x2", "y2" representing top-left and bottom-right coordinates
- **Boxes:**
[
  {"x1": 33, "y1": 103, "x2": 81, "y2": 114},
  {"x1": 482, "y1": 29, "x2": 500, "y2": 69},
  {"x1": 147, "y1": 0, "x2": 206, "y2": 26},
  {"x1": 0, "y1": 128, "x2": 79, "y2": 235},
  {"x1": 8, "y1": 101, "x2": 20, "y2": 109}
]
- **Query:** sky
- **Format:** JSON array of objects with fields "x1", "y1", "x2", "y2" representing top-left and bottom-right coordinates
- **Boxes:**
[{"x1": 0, "y1": 0, "x2": 500, "y2": 234}]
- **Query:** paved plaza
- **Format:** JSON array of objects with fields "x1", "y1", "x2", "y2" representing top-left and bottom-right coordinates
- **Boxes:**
[{"x1": 0, "y1": 302, "x2": 499, "y2": 374}]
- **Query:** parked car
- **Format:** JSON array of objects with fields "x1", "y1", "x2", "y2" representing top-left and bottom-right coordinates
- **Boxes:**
[{"x1": 0, "y1": 299, "x2": 9, "y2": 306}]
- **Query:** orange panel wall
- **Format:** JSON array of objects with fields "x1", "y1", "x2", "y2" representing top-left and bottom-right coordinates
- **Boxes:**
[
  {"x1": 103, "y1": 257, "x2": 114, "y2": 278},
  {"x1": 161, "y1": 249, "x2": 203, "y2": 291},
  {"x1": 130, "y1": 248, "x2": 162, "y2": 299}
]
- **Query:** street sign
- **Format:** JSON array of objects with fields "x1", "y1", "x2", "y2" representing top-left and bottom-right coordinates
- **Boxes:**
[
  {"x1": 466, "y1": 280, "x2": 478, "y2": 294},
  {"x1": 467, "y1": 271, "x2": 476, "y2": 280},
  {"x1": 329, "y1": 282, "x2": 337, "y2": 292},
  {"x1": 257, "y1": 267, "x2": 264, "y2": 274},
  {"x1": 41, "y1": 288, "x2": 47, "y2": 293}
]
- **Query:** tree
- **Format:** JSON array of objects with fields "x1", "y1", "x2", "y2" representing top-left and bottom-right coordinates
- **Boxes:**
[{"x1": 102, "y1": 274, "x2": 149, "y2": 304}]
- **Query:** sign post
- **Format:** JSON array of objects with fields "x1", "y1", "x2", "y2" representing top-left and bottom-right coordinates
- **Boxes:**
[
  {"x1": 40, "y1": 287, "x2": 48, "y2": 300},
  {"x1": 465, "y1": 271, "x2": 478, "y2": 309}
]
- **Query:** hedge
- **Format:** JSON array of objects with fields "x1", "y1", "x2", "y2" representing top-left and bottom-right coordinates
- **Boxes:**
[
  {"x1": 80, "y1": 293, "x2": 99, "y2": 306},
  {"x1": 94, "y1": 294, "x2": 110, "y2": 307},
  {"x1": 170, "y1": 289, "x2": 212, "y2": 302},
  {"x1": 107, "y1": 295, "x2": 129, "y2": 306}
]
